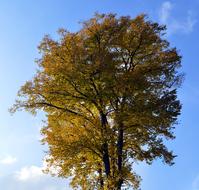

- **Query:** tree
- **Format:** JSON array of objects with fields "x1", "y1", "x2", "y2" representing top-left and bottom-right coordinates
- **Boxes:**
[{"x1": 11, "y1": 13, "x2": 183, "y2": 190}]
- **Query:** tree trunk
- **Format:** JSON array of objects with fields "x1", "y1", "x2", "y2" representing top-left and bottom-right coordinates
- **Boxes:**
[
  {"x1": 117, "y1": 123, "x2": 124, "y2": 190},
  {"x1": 100, "y1": 112, "x2": 111, "y2": 177}
]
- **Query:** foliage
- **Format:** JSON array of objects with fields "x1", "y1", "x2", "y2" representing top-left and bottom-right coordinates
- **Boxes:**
[{"x1": 11, "y1": 13, "x2": 183, "y2": 190}]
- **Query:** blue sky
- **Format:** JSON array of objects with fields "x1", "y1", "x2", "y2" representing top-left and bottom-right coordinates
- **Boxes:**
[{"x1": 0, "y1": 0, "x2": 198, "y2": 189}]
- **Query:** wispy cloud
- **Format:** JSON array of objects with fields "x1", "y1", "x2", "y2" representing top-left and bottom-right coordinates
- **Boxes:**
[
  {"x1": 192, "y1": 175, "x2": 199, "y2": 190},
  {"x1": 159, "y1": 1, "x2": 173, "y2": 23},
  {"x1": 0, "y1": 155, "x2": 17, "y2": 165},
  {"x1": 159, "y1": 1, "x2": 197, "y2": 35}
]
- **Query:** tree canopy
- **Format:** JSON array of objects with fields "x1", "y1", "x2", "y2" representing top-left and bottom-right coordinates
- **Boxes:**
[{"x1": 11, "y1": 13, "x2": 183, "y2": 190}]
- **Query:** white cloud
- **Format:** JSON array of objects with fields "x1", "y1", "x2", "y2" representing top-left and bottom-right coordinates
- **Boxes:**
[
  {"x1": 15, "y1": 165, "x2": 44, "y2": 182},
  {"x1": 184, "y1": 10, "x2": 197, "y2": 33},
  {"x1": 159, "y1": 1, "x2": 197, "y2": 35},
  {"x1": 0, "y1": 171, "x2": 70, "y2": 190},
  {"x1": 159, "y1": 1, "x2": 173, "y2": 23},
  {"x1": 14, "y1": 158, "x2": 60, "y2": 183},
  {"x1": 192, "y1": 175, "x2": 199, "y2": 190},
  {"x1": 0, "y1": 155, "x2": 17, "y2": 165}
]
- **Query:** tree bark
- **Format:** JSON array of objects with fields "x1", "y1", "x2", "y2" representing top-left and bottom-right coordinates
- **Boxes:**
[
  {"x1": 117, "y1": 123, "x2": 124, "y2": 190},
  {"x1": 100, "y1": 112, "x2": 111, "y2": 177},
  {"x1": 102, "y1": 142, "x2": 110, "y2": 177}
]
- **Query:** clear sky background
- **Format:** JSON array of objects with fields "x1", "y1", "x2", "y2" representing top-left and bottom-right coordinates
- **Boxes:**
[{"x1": 0, "y1": 0, "x2": 198, "y2": 190}]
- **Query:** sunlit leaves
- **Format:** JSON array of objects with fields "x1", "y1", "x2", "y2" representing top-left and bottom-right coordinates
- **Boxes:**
[{"x1": 12, "y1": 13, "x2": 182, "y2": 190}]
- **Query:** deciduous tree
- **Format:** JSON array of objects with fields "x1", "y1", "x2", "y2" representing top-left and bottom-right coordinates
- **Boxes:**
[{"x1": 11, "y1": 14, "x2": 183, "y2": 190}]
